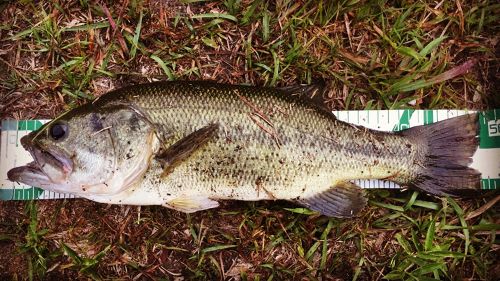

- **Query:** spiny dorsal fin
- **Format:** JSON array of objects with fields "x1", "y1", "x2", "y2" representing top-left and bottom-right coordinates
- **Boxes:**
[
  {"x1": 156, "y1": 123, "x2": 218, "y2": 177},
  {"x1": 278, "y1": 80, "x2": 330, "y2": 110},
  {"x1": 296, "y1": 181, "x2": 367, "y2": 218}
]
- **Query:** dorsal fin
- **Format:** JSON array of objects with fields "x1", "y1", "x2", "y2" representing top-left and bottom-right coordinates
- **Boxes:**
[{"x1": 278, "y1": 79, "x2": 329, "y2": 110}]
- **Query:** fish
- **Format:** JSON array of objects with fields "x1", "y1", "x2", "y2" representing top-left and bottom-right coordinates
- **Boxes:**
[{"x1": 7, "y1": 81, "x2": 481, "y2": 217}]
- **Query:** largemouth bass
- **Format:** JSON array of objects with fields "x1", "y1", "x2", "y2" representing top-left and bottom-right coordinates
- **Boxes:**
[{"x1": 7, "y1": 81, "x2": 480, "y2": 217}]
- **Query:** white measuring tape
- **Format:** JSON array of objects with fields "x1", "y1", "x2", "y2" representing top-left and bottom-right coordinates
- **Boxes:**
[{"x1": 1, "y1": 109, "x2": 499, "y2": 200}]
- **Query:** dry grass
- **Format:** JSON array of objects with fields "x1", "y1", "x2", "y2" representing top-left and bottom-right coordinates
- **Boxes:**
[{"x1": 0, "y1": 0, "x2": 499, "y2": 280}]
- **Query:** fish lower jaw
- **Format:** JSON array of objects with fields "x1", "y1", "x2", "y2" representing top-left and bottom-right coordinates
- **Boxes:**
[{"x1": 80, "y1": 187, "x2": 165, "y2": 206}]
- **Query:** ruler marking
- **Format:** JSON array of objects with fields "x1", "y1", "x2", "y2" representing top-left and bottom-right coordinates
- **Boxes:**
[{"x1": 15, "y1": 121, "x2": 19, "y2": 147}]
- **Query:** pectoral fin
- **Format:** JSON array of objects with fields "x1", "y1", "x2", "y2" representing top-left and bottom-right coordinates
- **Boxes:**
[
  {"x1": 296, "y1": 181, "x2": 367, "y2": 218},
  {"x1": 156, "y1": 123, "x2": 218, "y2": 177},
  {"x1": 164, "y1": 195, "x2": 219, "y2": 213}
]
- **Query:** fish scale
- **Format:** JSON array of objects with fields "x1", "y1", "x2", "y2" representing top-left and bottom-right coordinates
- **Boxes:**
[
  {"x1": 6, "y1": 81, "x2": 483, "y2": 217},
  {"x1": 109, "y1": 82, "x2": 419, "y2": 200}
]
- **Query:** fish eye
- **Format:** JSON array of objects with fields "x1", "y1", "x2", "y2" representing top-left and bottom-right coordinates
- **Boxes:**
[{"x1": 49, "y1": 122, "x2": 68, "y2": 141}]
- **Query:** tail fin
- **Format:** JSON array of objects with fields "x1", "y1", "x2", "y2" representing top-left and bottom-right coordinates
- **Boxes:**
[{"x1": 401, "y1": 113, "x2": 481, "y2": 196}]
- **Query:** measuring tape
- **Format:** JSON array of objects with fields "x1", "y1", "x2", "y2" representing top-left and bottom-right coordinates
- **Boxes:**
[{"x1": 1, "y1": 109, "x2": 499, "y2": 200}]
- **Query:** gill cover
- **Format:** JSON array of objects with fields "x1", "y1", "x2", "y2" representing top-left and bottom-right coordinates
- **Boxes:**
[{"x1": 9, "y1": 103, "x2": 157, "y2": 196}]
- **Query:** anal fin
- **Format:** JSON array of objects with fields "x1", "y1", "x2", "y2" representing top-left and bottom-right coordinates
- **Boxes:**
[
  {"x1": 164, "y1": 195, "x2": 219, "y2": 213},
  {"x1": 296, "y1": 181, "x2": 367, "y2": 218}
]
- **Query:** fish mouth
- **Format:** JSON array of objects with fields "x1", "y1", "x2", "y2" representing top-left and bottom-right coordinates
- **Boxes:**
[
  {"x1": 7, "y1": 135, "x2": 73, "y2": 185},
  {"x1": 7, "y1": 162, "x2": 52, "y2": 187}
]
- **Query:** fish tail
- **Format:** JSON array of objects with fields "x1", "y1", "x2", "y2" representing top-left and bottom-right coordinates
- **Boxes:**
[{"x1": 400, "y1": 113, "x2": 481, "y2": 196}]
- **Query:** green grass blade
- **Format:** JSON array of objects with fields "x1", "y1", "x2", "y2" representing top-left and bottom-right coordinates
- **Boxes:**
[
  {"x1": 320, "y1": 219, "x2": 333, "y2": 270},
  {"x1": 262, "y1": 11, "x2": 270, "y2": 42},
  {"x1": 447, "y1": 198, "x2": 470, "y2": 257},
  {"x1": 191, "y1": 13, "x2": 238, "y2": 22},
  {"x1": 62, "y1": 243, "x2": 82, "y2": 265},
  {"x1": 419, "y1": 36, "x2": 447, "y2": 57},
  {"x1": 404, "y1": 191, "x2": 419, "y2": 210},
  {"x1": 150, "y1": 54, "x2": 175, "y2": 80},
  {"x1": 283, "y1": 207, "x2": 318, "y2": 215},
  {"x1": 201, "y1": 244, "x2": 237, "y2": 253},
  {"x1": 270, "y1": 49, "x2": 280, "y2": 86},
  {"x1": 396, "y1": 46, "x2": 422, "y2": 61},
  {"x1": 395, "y1": 233, "x2": 413, "y2": 254},
  {"x1": 370, "y1": 200, "x2": 405, "y2": 212},
  {"x1": 130, "y1": 10, "x2": 143, "y2": 59},
  {"x1": 62, "y1": 21, "x2": 110, "y2": 32},
  {"x1": 305, "y1": 241, "x2": 320, "y2": 261},
  {"x1": 424, "y1": 216, "x2": 436, "y2": 251}
]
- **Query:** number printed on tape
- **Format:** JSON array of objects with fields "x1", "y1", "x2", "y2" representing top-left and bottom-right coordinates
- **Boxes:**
[{"x1": 488, "y1": 120, "x2": 500, "y2": 137}]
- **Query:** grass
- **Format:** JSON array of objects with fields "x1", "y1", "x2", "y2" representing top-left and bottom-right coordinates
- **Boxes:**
[{"x1": 0, "y1": 0, "x2": 499, "y2": 280}]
